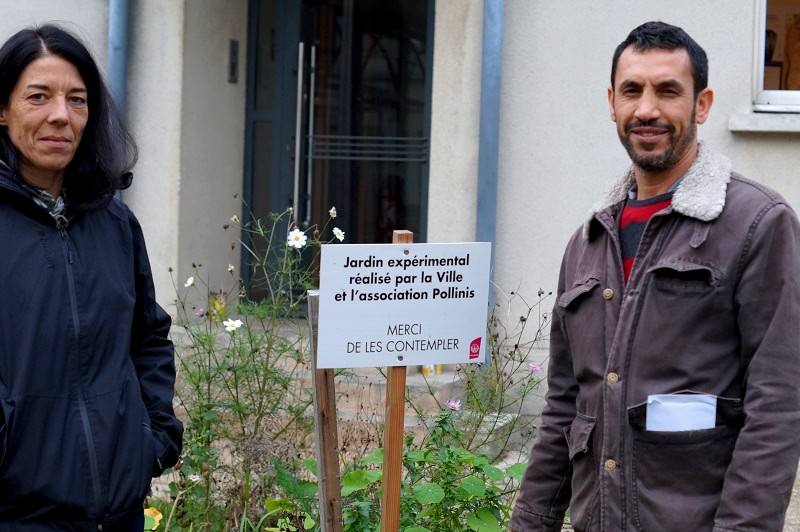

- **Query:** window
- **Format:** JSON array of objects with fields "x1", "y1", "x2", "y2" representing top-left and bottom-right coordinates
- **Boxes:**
[{"x1": 754, "y1": 0, "x2": 800, "y2": 112}]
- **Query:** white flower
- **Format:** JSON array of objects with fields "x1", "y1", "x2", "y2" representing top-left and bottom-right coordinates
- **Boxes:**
[
  {"x1": 329, "y1": 206, "x2": 337, "y2": 218},
  {"x1": 184, "y1": 276, "x2": 195, "y2": 288},
  {"x1": 231, "y1": 214, "x2": 240, "y2": 223},
  {"x1": 332, "y1": 227, "x2": 345, "y2": 242},
  {"x1": 287, "y1": 228, "x2": 308, "y2": 249},
  {"x1": 188, "y1": 473, "x2": 201, "y2": 483},
  {"x1": 223, "y1": 318, "x2": 243, "y2": 332},
  {"x1": 227, "y1": 264, "x2": 235, "y2": 273}
]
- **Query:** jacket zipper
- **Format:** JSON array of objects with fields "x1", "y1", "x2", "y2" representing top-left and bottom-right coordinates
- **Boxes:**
[{"x1": 59, "y1": 223, "x2": 104, "y2": 521}]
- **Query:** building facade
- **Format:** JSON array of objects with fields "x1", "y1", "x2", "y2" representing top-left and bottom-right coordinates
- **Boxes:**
[{"x1": 1, "y1": 0, "x2": 798, "y2": 313}]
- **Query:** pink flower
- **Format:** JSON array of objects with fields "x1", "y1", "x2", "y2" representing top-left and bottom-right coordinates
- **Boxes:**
[
  {"x1": 454, "y1": 364, "x2": 462, "y2": 372},
  {"x1": 528, "y1": 362, "x2": 542, "y2": 373},
  {"x1": 445, "y1": 399, "x2": 461, "y2": 411},
  {"x1": 195, "y1": 308, "x2": 205, "y2": 317}
]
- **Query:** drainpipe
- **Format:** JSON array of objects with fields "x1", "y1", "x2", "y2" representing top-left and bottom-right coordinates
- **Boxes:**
[
  {"x1": 476, "y1": 0, "x2": 504, "y2": 293},
  {"x1": 108, "y1": 0, "x2": 130, "y2": 198},
  {"x1": 108, "y1": 0, "x2": 130, "y2": 112}
]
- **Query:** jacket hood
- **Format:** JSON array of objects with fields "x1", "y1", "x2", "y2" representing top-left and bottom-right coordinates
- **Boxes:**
[{"x1": 583, "y1": 141, "x2": 732, "y2": 239}]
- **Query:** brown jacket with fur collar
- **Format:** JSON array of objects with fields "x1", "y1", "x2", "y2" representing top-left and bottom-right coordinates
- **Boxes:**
[{"x1": 511, "y1": 143, "x2": 800, "y2": 531}]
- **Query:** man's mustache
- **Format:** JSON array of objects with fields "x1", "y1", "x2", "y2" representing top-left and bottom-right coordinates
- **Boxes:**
[{"x1": 624, "y1": 120, "x2": 675, "y2": 134}]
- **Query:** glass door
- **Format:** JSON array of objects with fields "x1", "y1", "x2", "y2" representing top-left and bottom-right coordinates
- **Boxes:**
[{"x1": 244, "y1": 0, "x2": 432, "y2": 295}]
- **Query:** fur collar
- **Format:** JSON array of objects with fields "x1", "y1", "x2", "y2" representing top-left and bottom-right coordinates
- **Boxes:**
[{"x1": 582, "y1": 141, "x2": 732, "y2": 239}]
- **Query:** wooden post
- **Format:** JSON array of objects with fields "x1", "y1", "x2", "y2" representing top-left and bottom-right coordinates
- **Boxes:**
[
  {"x1": 308, "y1": 291, "x2": 343, "y2": 532},
  {"x1": 380, "y1": 230, "x2": 413, "y2": 532}
]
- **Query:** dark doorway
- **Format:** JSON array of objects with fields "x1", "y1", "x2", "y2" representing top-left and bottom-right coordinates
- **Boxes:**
[{"x1": 243, "y1": 0, "x2": 433, "y2": 296}]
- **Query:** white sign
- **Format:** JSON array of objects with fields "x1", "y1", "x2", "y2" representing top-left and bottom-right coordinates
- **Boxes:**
[{"x1": 317, "y1": 242, "x2": 491, "y2": 368}]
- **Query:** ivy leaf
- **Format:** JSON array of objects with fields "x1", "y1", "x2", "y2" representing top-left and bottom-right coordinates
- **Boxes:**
[
  {"x1": 341, "y1": 470, "x2": 370, "y2": 496},
  {"x1": 465, "y1": 507, "x2": 501, "y2": 531},
  {"x1": 413, "y1": 482, "x2": 445, "y2": 505},
  {"x1": 303, "y1": 514, "x2": 316, "y2": 529},
  {"x1": 361, "y1": 449, "x2": 384, "y2": 464},
  {"x1": 303, "y1": 458, "x2": 318, "y2": 477},
  {"x1": 482, "y1": 465, "x2": 504, "y2": 482},
  {"x1": 461, "y1": 476, "x2": 487, "y2": 497},
  {"x1": 506, "y1": 462, "x2": 528, "y2": 482}
]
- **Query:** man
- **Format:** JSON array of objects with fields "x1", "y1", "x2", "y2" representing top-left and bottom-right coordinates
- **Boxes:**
[{"x1": 510, "y1": 21, "x2": 800, "y2": 531}]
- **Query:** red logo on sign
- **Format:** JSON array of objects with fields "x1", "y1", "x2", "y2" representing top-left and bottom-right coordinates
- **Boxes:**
[{"x1": 469, "y1": 337, "x2": 482, "y2": 359}]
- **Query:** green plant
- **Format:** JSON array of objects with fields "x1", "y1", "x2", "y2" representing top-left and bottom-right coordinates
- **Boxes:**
[{"x1": 158, "y1": 207, "x2": 341, "y2": 530}]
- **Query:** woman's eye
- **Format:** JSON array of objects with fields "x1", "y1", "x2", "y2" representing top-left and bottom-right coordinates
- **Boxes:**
[
  {"x1": 28, "y1": 93, "x2": 46, "y2": 102},
  {"x1": 69, "y1": 96, "x2": 87, "y2": 106}
]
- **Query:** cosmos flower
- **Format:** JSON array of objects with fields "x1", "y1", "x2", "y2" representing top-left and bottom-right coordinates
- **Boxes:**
[
  {"x1": 184, "y1": 276, "x2": 195, "y2": 288},
  {"x1": 528, "y1": 362, "x2": 542, "y2": 373},
  {"x1": 333, "y1": 227, "x2": 345, "y2": 242},
  {"x1": 445, "y1": 399, "x2": 461, "y2": 411},
  {"x1": 223, "y1": 319, "x2": 243, "y2": 332},
  {"x1": 287, "y1": 228, "x2": 308, "y2": 249}
]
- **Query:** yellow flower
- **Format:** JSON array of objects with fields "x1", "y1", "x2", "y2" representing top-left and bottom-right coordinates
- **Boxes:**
[{"x1": 143, "y1": 507, "x2": 163, "y2": 530}]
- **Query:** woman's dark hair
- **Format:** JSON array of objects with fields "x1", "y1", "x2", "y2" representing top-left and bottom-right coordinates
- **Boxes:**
[
  {"x1": 611, "y1": 21, "x2": 709, "y2": 98},
  {"x1": 0, "y1": 24, "x2": 137, "y2": 211}
]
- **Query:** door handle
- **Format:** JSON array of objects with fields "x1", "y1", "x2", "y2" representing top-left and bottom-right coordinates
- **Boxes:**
[{"x1": 292, "y1": 42, "x2": 304, "y2": 226}]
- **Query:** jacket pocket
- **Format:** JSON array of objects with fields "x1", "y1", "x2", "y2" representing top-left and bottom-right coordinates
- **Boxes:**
[
  {"x1": 629, "y1": 406, "x2": 737, "y2": 532},
  {"x1": 564, "y1": 412, "x2": 598, "y2": 531},
  {"x1": 558, "y1": 275, "x2": 601, "y2": 309},
  {"x1": 647, "y1": 258, "x2": 721, "y2": 292}
]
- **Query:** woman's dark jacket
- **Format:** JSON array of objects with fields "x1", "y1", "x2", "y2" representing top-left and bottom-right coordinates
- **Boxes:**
[{"x1": 0, "y1": 164, "x2": 182, "y2": 529}]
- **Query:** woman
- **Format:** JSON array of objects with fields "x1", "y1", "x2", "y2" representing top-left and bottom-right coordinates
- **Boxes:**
[{"x1": 0, "y1": 25, "x2": 182, "y2": 529}]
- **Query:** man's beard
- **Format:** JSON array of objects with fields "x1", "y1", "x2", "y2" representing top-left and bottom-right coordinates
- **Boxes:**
[{"x1": 618, "y1": 114, "x2": 696, "y2": 172}]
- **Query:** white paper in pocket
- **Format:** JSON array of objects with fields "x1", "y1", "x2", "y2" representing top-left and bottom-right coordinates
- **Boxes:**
[{"x1": 646, "y1": 394, "x2": 717, "y2": 431}]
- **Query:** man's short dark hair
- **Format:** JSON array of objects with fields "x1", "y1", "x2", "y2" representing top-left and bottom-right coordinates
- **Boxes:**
[{"x1": 611, "y1": 21, "x2": 708, "y2": 98}]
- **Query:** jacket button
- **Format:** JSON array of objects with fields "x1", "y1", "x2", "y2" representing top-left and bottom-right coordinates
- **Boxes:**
[
  {"x1": 604, "y1": 459, "x2": 617, "y2": 471},
  {"x1": 607, "y1": 372, "x2": 619, "y2": 383},
  {"x1": 602, "y1": 288, "x2": 614, "y2": 300}
]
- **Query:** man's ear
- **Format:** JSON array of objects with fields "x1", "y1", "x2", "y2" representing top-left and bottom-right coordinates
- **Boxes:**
[
  {"x1": 607, "y1": 86, "x2": 616, "y2": 122},
  {"x1": 695, "y1": 88, "x2": 714, "y2": 125}
]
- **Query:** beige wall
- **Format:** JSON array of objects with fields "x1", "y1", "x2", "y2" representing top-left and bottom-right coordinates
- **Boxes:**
[
  {"x1": 428, "y1": 0, "x2": 484, "y2": 245},
  {"x1": 0, "y1": 1, "x2": 109, "y2": 65},
  {"x1": 178, "y1": 0, "x2": 248, "y2": 301},
  {"x1": 127, "y1": 0, "x2": 247, "y2": 307},
  {"x1": 127, "y1": 1, "x2": 185, "y2": 307},
  {"x1": 429, "y1": 1, "x2": 800, "y2": 318}
]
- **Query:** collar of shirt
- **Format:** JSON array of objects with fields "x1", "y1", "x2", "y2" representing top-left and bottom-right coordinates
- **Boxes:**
[{"x1": 627, "y1": 175, "x2": 686, "y2": 200}]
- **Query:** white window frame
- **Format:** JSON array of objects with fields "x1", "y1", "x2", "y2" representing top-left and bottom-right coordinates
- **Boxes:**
[{"x1": 753, "y1": 0, "x2": 800, "y2": 112}]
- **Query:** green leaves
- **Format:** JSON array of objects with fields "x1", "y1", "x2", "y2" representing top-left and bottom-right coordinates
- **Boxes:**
[
  {"x1": 341, "y1": 470, "x2": 371, "y2": 496},
  {"x1": 460, "y1": 476, "x2": 486, "y2": 497},
  {"x1": 412, "y1": 482, "x2": 445, "y2": 505},
  {"x1": 465, "y1": 508, "x2": 502, "y2": 531},
  {"x1": 506, "y1": 462, "x2": 527, "y2": 482}
]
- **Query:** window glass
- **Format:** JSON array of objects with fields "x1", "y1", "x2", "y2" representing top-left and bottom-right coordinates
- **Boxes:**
[{"x1": 756, "y1": 0, "x2": 800, "y2": 111}]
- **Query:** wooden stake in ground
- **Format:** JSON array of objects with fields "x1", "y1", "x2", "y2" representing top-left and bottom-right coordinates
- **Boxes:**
[
  {"x1": 308, "y1": 291, "x2": 343, "y2": 532},
  {"x1": 380, "y1": 230, "x2": 413, "y2": 532}
]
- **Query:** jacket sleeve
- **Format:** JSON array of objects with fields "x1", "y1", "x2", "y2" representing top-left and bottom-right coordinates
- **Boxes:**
[
  {"x1": 510, "y1": 253, "x2": 577, "y2": 532},
  {"x1": 714, "y1": 203, "x2": 800, "y2": 531},
  {"x1": 129, "y1": 210, "x2": 184, "y2": 476}
]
